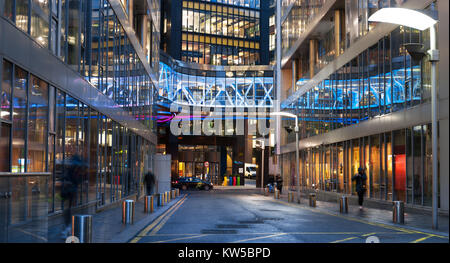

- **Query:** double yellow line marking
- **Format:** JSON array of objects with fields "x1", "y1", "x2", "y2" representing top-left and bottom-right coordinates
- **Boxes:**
[
  {"x1": 129, "y1": 194, "x2": 188, "y2": 243},
  {"x1": 330, "y1": 232, "x2": 377, "y2": 243}
]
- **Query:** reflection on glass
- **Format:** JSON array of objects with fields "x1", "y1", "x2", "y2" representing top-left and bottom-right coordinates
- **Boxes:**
[
  {"x1": 12, "y1": 66, "x2": 27, "y2": 174},
  {"x1": 55, "y1": 90, "x2": 65, "y2": 211},
  {"x1": 31, "y1": 0, "x2": 50, "y2": 47},
  {"x1": 394, "y1": 129, "x2": 406, "y2": 202},
  {"x1": 16, "y1": 0, "x2": 29, "y2": 32},
  {"x1": 1, "y1": 61, "x2": 13, "y2": 120},
  {"x1": 65, "y1": 94, "x2": 78, "y2": 158},
  {"x1": 0, "y1": 123, "x2": 11, "y2": 172},
  {"x1": 28, "y1": 75, "x2": 48, "y2": 172},
  {"x1": 371, "y1": 135, "x2": 380, "y2": 198},
  {"x1": 68, "y1": 0, "x2": 80, "y2": 69}
]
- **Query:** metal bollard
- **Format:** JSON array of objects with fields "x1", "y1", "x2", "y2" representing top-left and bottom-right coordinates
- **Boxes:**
[
  {"x1": 165, "y1": 192, "x2": 169, "y2": 203},
  {"x1": 288, "y1": 192, "x2": 294, "y2": 202},
  {"x1": 176, "y1": 188, "x2": 180, "y2": 197},
  {"x1": 309, "y1": 193, "x2": 316, "y2": 207},
  {"x1": 274, "y1": 189, "x2": 280, "y2": 199},
  {"x1": 393, "y1": 201, "x2": 405, "y2": 224},
  {"x1": 72, "y1": 215, "x2": 92, "y2": 243},
  {"x1": 122, "y1": 200, "x2": 135, "y2": 224},
  {"x1": 144, "y1": 195, "x2": 154, "y2": 213},
  {"x1": 97, "y1": 192, "x2": 105, "y2": 206},
  {"x1": 264, "y1": 187, "x2": 269, "y2": 196},
  {"x1": 160, "y1": 193, "x2": 165, "y2": 206},
  {"x1": 340, "y1": 196, "x2": 348, "y2": 213},
  {"x1": 155, "y1": 194, "x2": 162, "y2": 206}
]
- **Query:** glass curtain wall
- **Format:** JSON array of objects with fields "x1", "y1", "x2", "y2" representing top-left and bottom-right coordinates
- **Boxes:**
[
  {"x1": 286, "y1": 25, "x2": 431, "y2": 143},
  {"x1": 1, "y1": 1, "x2": 159, "y2": 216},
  {"x1": 287, "y1": 125, "x2": 434, "y2": 207},
  {"x1": 2, "y1": 0, "x2": 159, "y2": 135},
  {"x1": 282, "y1": 1, "x2": 435, "y2": 96},
  {"x1": 1, "y1": 58, "x2": 155, "y2": 213},
  {"x1": 181, "y1": 0, "x2": 261, "y2": 65}
]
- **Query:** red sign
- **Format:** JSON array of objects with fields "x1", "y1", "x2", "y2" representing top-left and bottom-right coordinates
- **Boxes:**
[{"x1": 204, "y1": 161, "x2": 209, "y2": 168}]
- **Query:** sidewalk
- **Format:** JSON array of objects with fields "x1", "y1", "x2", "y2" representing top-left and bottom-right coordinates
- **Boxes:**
[
  {"x1": 47, "y1": 193, "x2": 184, "y2": 243},
  {"x1": 262, "y1": 190, "x2": 449, "y2": 237}
]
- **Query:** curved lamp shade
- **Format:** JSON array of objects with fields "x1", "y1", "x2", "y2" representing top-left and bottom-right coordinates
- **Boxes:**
[{"x1": 368, "y1": 8, "x2": 437, "y2": 31}]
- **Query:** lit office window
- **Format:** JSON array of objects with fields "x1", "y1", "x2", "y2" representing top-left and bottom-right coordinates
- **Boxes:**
[
  {"x1": 31, "y1": 0, "x2": 50, "y2": 48},
  {"x1": 16, "y1": 0, "x2": 30, "y2": 32}
]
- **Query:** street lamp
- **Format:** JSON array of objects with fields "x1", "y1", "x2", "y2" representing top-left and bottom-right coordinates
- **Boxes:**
[
  {"x1": 369, "y1": 7, "x2": 439, "y2": 229},
  {"x1": 271, "y1": 111, "x2": 301, "y2": 203}
]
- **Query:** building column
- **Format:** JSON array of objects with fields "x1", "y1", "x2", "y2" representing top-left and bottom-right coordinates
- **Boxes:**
[
  {"x1": 334, "y1": 9, "x2": 342, "y2": 57},
  {"x1": 128, "y1": 0, "x2": 134, "y2": 28},
  {"x1": 309, "y1": 39, "x2": 317, "y2": 79},
  {"x1": 438, "y1": 0, "x2": 449, "y2": 213}
]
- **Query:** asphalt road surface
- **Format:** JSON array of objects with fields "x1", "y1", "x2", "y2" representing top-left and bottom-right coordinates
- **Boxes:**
[{"x1": 130, "y1": 189, "x2": 448, "y2": 243}]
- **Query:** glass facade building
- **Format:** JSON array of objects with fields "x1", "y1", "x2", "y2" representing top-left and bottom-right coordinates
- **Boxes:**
[
  {"x1": 162, "y1": 0, "x2": 271, "y2": 66},
  {"x1": 278, "y1": 0, "x2": 448, "y2": 211},
  {"x1": 180, "y1": 0, "x2": 261, "y2": 65},
  {"x1": 159, "y1": 0, "x2": 273, "y2": 189},
  {"x1": 0, "y1": 0, "x2": 159, "y2": 242}
]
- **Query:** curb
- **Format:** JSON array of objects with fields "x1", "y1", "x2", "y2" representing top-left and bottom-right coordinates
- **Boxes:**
[{"x1": 107, "y1": 195, "x2": 184, "y2": 243}]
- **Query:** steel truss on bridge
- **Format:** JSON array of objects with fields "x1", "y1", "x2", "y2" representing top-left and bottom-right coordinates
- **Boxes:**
[{"x1": 159, "y1": 61, "x2": 275, "y2": 108}]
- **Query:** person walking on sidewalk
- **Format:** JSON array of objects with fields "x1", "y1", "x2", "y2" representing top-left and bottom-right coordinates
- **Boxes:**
[
  {"x1": 144, "y1": 170, "x2": 156, "y2": 196},
  {"x1": 352, "y1": 167, "x2": 367, "y2": 210},
  {"x1": 60, "y1": 154, "x2": 85, "y2": 238},
  {"x1": 276, "y1": 175, "x2": 283, "y2": 195}
]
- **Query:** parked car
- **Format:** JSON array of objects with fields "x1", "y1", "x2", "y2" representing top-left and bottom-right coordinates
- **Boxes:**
[
  {"x1": 172, "y1": 177, "x2": 213, "y2": 191},
  {"x1": 244, "y1": 163, "x2": 257, "y2": 179}
]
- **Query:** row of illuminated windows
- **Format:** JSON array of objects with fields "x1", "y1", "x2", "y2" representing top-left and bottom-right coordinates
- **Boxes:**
[
  {"x1": 182, "y1": 33, "x2": 260, "y2": 49},
  {"x1": 0, "y1": 60, "x2": 156, "y2": 215},
  {"x1": 185, "y1": 0, "x2": 261, "y2": 10},
  {"x1": 182, "y1": 8, "x2": 260, "y2": 40},
  {"x1": 283, "y1": 26, "x2": 432, "y2": 141},
  {"x1": 281, "y1": 125, "x2": 435, "y2": 207},
  {"x1": 181, "y1": 41, "x2": 260, "y2": 66}
]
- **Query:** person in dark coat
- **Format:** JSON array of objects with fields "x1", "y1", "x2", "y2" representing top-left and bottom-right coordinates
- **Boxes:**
[
  {"x1": 61, "y1": 154, "x2": 85, "y2": 238},
  {"x1": 276, "y1": 175, "x2": 283, "y2": 194},
  {"x1": 352, "y1": 167, "x2": 367, "y2": 210},
  {"x1": 143, "y1": 170, "x2": 156, "y2": 196}
]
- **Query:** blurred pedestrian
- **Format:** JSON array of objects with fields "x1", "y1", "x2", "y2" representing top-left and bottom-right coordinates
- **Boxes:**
[
  {"x1": 144, "y1": 170, "x2": 156, "y2": 196},
  {"x1": 352, "y1": 167, "x2": 367, "y2": 210},
  {"x1": 60, "y1": 154, "x2": 85, "y2": 238}
]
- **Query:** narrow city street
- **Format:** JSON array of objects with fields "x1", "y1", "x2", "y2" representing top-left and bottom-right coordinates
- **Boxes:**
[{"x1": 130, "y1": 188, "x2": 448, "y2": 244}]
